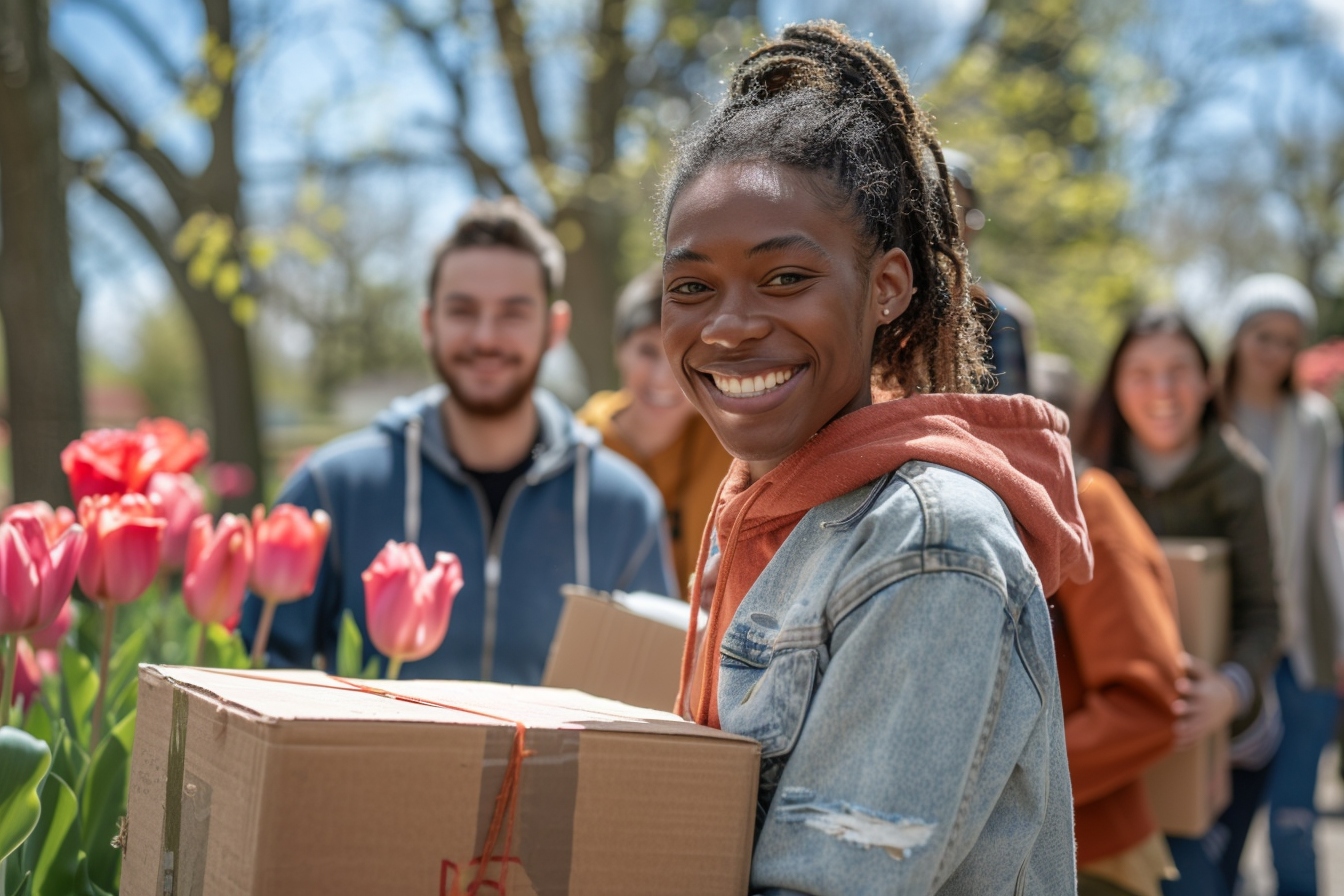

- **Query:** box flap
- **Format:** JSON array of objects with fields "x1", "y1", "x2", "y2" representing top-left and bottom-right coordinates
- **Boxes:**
[{"x1": 140, "y1": 665, "x2": 754, "y2": 745}]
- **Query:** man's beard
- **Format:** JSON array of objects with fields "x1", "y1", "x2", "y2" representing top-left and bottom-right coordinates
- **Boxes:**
[{"x1": 432, "y1": 347, "x2": 542, "y2": 419}]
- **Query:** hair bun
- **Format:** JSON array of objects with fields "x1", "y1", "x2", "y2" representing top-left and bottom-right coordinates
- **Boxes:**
[{"x1": 732, "y1": 20, "x2": 869, "y2": 102}]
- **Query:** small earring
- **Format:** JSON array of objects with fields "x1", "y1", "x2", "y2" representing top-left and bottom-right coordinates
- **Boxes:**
[{"x1": 881, "y1": 308, "x2": 890, "y2": 316}]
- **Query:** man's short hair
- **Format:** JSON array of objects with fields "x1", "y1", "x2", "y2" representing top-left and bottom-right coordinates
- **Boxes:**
[
  {"x1": 427, "y1": 197, "x2": 566, "y2": 303},
  {"x1": 613, "y1": 265, "x2": 663, "y2": 346}
]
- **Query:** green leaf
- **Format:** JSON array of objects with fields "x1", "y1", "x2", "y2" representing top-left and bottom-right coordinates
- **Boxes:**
[
  {"x1": 47, "y1": 723, "x2": 89, "y2": 807},
  {"x1": 80, "y1": 712, "x2": 134, "y2": 892},
  {"x1": 336, "y1": 611, "x2": 364, "y2": 678},
  {"x1": 20, "y1": 773, "x2": 81, "y2": 895},
  {"x1": 0, "y1": 727, "x2": 51, "y2": 865},
  {"x1": 58, "y1": 649, "x2": 97, "y2": 752},
  {"x1": 20, "y1": 701, "x2": 52, "y2": 748},
  {"x1": 205, "y1": 624, "x2": 249, "y2": 670},
  {"x1": 104, "y1": 628, "x2": 147, "y2": 721},
  {"x1": 360, "y1": 657, "x2": 381, "y2": 679},
  {"x1": 5, "y1": 869, "x2": 31, "y2": 896}
]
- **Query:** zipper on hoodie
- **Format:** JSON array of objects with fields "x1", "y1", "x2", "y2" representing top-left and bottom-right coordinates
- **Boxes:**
[{"x1": 477, "y1": 476, "x2": 531, "y2": 682}]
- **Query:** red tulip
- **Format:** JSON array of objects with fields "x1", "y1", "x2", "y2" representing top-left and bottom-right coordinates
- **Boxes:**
[
  {"x1": 250, "y1": 504, "x2": 330, "y2": 603},
  {"x1": 3, "y1": 501, "x2": 76, "y2": 546},
  {"x1": 248, "y1": 504, "x2": 330, "y2": 668},
  {"x1": 147, "y1": 472, "x2": 206, "y2": 570},
  {"x1": 0, "y1": 510, "x2": 86, "y2": 635},
  {"x1": 135, "y1": 418, "x2": 209, "y2": 481},
  {"x1": 60, "y1": 418, "x2": 208, "y2": 502},
  {"x1": 362, "y1": 541, "x2": 463, "y2": 678},
  {"x1": 183, "y1": 513, "x2": 253, "y2": 626},
  {"x1": 26, "y1": 601, "x2": 73, "y2": 652},
  {"x1": 77, "y1": 494, "x2": 166, "y2": 604}
]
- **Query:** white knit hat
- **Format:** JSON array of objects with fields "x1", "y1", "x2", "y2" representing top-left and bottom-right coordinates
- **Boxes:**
[{"x1": 1228, "y1": 273, "x2": 1317, "y2": 335}]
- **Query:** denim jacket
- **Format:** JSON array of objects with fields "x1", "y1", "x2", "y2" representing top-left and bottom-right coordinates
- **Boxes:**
[{"x1": 717, "y1": 461, "x2": 1076, "y2": 895}]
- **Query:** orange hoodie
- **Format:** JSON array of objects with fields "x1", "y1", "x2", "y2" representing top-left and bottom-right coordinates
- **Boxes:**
[{"x1": 679, "y1": 393, "x2": 1094, "y2": 728}]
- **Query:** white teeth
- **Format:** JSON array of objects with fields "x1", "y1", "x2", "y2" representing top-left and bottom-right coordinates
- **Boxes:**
[{"x1": 709, "y1": 367, "x2": 798, "y2": 398}]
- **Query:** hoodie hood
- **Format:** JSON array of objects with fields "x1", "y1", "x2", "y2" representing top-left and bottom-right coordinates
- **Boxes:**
[
  {"x1": 716, "y1": 392, "x2": 1093, "y2": 595},
  {"x1": 373, "y1": 385, "x2": 600, "y2": 484},
  {"x1": 683, "y1": 392, "x2": 1093, "y2": 726}
]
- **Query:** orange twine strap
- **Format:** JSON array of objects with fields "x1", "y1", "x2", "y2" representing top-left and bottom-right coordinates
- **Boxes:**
[
  {"x1": 182, "y1": 670, "x2": 534, "y2": 895},
  {"x1": 329, "y1": 677, "x2": 533, "y2": 895}
]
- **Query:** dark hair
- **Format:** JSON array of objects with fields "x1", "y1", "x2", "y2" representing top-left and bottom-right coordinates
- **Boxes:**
[
  {"x1": 427, "y1": 197, "x2": 565, "y2": 303},
  {"x1": 613, "y1": 265, "x2": 663, "y2": 346},
  {"x1": 658, "y1": 20, "x2": 986, "y2": 395},
  {"x1": 1080, "y1": 308, "x2": 1220, "y2": 470}
]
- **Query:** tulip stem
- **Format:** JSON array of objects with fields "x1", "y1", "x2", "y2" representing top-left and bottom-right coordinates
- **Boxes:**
[
  {"x1": 92, "y1": 603, "x2": 115, "y2": 747},
  {"x1": 1, "y1": 635, "x2": 17, "y2": 728},
  {"x1": 195, "y1": 624, "x2": 210, "y2": 667},
  {"x1": 386, "y1": 656, "x2": 403, "y2": 680},
  {"x1": 251, "y1": 600, "x2": 277, "y2": 669}
]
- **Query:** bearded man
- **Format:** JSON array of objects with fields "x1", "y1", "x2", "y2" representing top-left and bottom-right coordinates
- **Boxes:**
[{"x1": 241, "y1": 199, "x2": 676, "y2": 682}]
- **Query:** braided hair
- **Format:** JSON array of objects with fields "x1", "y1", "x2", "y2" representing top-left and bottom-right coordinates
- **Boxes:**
[{"x1": 659, "y1": 20, "x2": 986, "y2": 394}]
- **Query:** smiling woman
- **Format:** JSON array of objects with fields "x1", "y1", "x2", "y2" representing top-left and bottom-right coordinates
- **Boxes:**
[{"x1": 658, "y1": 20, "x2": 1094, "y2": 896}]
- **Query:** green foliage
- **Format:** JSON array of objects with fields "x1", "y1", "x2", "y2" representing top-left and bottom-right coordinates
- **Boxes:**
[
  {"x1": 335, "y1": 610, "x2": 382, "y2": 679},
  {"x1": 929, "y1": 0, "x2": 1151, "y2": 377},
  {"x1": 7, "y1": 573, "x2": 251, "y2": 894},
  {"x1": 0, "y1": 728, "x2": 50, "y2": 866},
  {"x1": 80, "y1": 712, "x2": 135, "y2": 892}
]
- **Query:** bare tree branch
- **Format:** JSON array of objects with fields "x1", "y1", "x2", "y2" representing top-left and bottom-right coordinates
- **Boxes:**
[
  {"x1": 489, "y1": 0, "x2": 550, "y2": 166},
  {"x1": 84, "y1": 175, "x2": 195, "y2": 301},
  {"x1": 58, "y1": 52, "x2": 198, "y2": 215},
  {"x1": 379, "y1": 0, "x2": 511, "y2": 194},
  {"x1": 67, "y1": 0, "x2": 184, "y2": 85},
  {"x1": 585, "y1": 0, "x2": 630, "y2": 175}
]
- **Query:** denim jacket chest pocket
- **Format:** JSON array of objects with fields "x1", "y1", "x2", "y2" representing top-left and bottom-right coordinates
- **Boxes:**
[{"x1": 718, "y1": 614, "x2": 820, "y2": 760}]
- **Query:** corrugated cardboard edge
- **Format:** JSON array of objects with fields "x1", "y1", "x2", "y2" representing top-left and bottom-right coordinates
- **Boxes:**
[{"x1": 127, "y1": 665, "x2": 761, "y2": 895}]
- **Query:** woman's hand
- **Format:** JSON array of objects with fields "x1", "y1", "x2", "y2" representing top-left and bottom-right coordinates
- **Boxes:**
[{"x1": 1172, "y1": 653, "x2": 1240, "y2": 749}]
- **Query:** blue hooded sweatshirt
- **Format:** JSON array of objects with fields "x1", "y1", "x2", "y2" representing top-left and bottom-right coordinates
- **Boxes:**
[{"x1": 239, "y1": 386, "x2": 677, "y2": 684}]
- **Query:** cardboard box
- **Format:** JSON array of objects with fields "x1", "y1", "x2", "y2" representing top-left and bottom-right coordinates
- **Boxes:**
[
  {"x1": 1143, "y1": 538, "x2": 1232, "y2": 838},
  {"x1": 543, "y1": 588, "x2": 706, "y2": 713},
  {"x1": 122, "y1": 666, "x2": 759, "y2": 895}
]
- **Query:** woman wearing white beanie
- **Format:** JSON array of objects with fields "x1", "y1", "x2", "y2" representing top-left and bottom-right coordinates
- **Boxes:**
[{"x1": 1224, "y1": 272, "x2": 1344, "y2": 896}]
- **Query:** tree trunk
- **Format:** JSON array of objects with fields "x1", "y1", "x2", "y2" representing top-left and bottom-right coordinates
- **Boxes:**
[
  {"x1": 181, "y1": 286, "x2": 263, "y2": 513},
  {"x1": 558, "y1": 204, "x2": 622, "y2": 391},
  {"x1": 0, "y1": 0, "x2": 85, "y2": 505}
]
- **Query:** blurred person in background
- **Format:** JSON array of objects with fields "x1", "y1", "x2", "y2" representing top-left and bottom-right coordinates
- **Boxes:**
[
  {"x1": 577, "y1": 266, "x2": 732, "y2": 594},
  {"x1": 1081, "y1": 308, "x2": 1281, "y2": 896},
  {"x1": 1222, "y1": 273, "x2": 1344, "y2": 896},
  {"x1": 241, "y1": 198, "x2": 676, "y2": 682},
  {"x1": 944, "y1": 149, "x2": 1036, "y2": 395},
  {"x1": 1046, "y1": 350, "x2": 1185, "y2": 896}
]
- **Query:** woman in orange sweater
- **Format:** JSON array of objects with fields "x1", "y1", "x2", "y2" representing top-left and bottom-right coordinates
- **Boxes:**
[
  {"x1": 1054, "y1": 466, "x2": 1184, "y2": 896},
  {"x1": 578, "y1": 267, "x2": 733, "y2": 595}
]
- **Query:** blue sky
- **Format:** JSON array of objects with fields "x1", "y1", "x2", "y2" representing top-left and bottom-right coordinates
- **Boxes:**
[{"x1": 49, "y1": 0, "x2": 1344, "y2": 372}]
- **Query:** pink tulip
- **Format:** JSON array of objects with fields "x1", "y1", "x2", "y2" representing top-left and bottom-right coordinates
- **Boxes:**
[
  {"x1": 77, "y1": 494, "x2": 166, "y2": 604},
  {"x1": 183, "y1": 513, "x2": 253, "y2": 626},
  {"x1": 3, "y1": 501, "x2": 77, "y2": 545},
  {"x1": 362, "y1": 541, "x2": 463, "y2": 678},
  {"x1": 250, "y1": 504, "x2": 330, "y2": 603},
  {"x1": 0, "y1": 510, "x2": 86, "y2": 635},
  {"x1": 26, "y1": 601, "x2": 72, "y2": 651},
  {"x1": 147, "y1": 472, "x2": 206, "y2": 570}
]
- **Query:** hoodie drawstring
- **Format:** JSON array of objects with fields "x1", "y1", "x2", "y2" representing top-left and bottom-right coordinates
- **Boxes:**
[
  {"x1": 405, "y1": 415, "x2": 423, "y2": 544},
  {"x1": 573, "y1": 442, "x2": 591, "y2": 589}
]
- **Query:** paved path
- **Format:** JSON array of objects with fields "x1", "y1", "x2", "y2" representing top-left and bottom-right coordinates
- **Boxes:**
[{"x1": 1238, "y1": 744, "x2": 1344, "y2": 895}]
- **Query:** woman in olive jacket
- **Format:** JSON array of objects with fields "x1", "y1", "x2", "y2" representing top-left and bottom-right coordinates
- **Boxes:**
[{"x1": 1082, "y1": 308, "x2": 1280, "y2": 896}]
